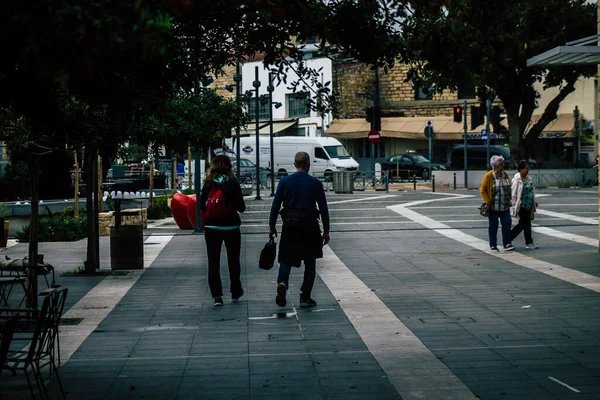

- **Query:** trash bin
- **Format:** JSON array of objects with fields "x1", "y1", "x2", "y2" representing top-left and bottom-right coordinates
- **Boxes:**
[
  {"x1": 110, "y1": 199, "x2": 144, "y2": 270},
  {"x1": 333, "y1": 171, "x2": 353, "y2": 194}
]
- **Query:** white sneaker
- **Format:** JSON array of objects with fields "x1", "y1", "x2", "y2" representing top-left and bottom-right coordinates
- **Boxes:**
[{"x1": 525, "y1": 242, "x2": 538, "y2": 249}]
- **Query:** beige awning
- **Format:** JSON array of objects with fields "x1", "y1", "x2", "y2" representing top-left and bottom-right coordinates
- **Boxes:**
[
  {"x1": 326, "y1": 114, "x2": 577, "y2": 141},
  {"x1": 232, "y1": 119, "x2": 298, "y2": 136}
]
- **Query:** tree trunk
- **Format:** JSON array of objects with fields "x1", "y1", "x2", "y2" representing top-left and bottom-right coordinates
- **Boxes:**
[
  {"x1": 524, "y1": 78, "x2": 577, "y2": 159},
  {"x1": 85, "y1": 148, "x2": 100, "y2": 274},
  {"x1": 74, "y1": 150, "x2": 79, "y2": 218},
  {"x1": 188, "y1": 144, "x2": 192, "y2": 190},
  {"x1": 149, "y1": 157, "x2": 155, "y2": 207},
  {"x1": 97, "y1": 155, "x2": 103, "y2": 214},
  {"x1": 506, "y1": 105, "x2": 522, "y2": 164},
  {"x1": 27, "y1": 156, "x2": 40, "y2": 309}
]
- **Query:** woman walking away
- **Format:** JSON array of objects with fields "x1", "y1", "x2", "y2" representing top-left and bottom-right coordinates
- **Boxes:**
[
  {"x1": 480, "y1": 155, "x2": 514, "y2": 252},
  {"x1": 510, "y1": 160, "x2": 538, "y2": 249},
  {"x1": 200, "y1": 155, "x2": 246, "y2": 306}
]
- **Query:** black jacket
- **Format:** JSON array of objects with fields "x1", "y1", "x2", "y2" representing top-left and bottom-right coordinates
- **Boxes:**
[{"x1": 200, "y1": 176, "x2": 245, "y2": 227}]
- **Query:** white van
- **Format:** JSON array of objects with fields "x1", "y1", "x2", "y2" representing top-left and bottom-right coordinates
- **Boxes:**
[{"x1": 224, "y1": 136, "x2": 359, "y2": 178}]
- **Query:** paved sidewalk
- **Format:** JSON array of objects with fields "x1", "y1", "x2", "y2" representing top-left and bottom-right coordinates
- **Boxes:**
[{"x1": 1, "y1": 191, "x2": 599, "y2": 400}]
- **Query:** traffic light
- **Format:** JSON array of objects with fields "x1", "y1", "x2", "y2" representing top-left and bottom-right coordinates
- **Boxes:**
[
  {"x1": 453, "y1": 106, "x2": 462, "y2": 123},
  {"x1": 470, "y1": 106, "x2": 485, "y2": 130},
  {"x1": 489, "y1": 106, "x2": 506, "y2": 133},
  {"x1": 365, "y1": 106, "x2": 382, "y2": 131}
]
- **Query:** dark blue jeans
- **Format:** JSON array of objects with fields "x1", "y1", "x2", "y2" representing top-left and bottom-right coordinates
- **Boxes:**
[
  {"x1": 277, "y1": 259, "x2": 316, "y2": 298},
  {"x1": 488, "y1": 210, "x2": 512, "y2": 248}
]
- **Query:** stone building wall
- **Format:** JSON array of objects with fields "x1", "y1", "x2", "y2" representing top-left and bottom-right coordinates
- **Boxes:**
[
  {"x1": 333, "y1": 60, "x2": 466, "y2": 119},
  {"x1": 212, "y1": 64, "x2": 237, "y2": 101}
]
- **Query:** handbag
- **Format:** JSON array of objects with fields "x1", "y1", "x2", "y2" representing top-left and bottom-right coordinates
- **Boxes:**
[
  {"x1": 259, "y1": 239, "x2": 277, "y2": 270},
  {"x1": 478, "y1": 203, "x2": 491, "y2": 217}
]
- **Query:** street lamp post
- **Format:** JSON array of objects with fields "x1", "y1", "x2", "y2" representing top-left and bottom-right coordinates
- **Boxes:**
[
  {"x1": 234, "y1": 61, "x2": 242, "y2": 182},
  {"x1": 253, "y1": 67, "x2": 262, "y2": 200},
  {"x1": 574, "y1": 105, "x2": 580, "y2": 167},
  {"x1": 267, "y1": 73, "x2": 275, "y2": 196}
]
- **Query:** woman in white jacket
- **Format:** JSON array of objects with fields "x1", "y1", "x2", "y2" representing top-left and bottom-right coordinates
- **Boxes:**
[{"x1": 510, "y1": 160, "x2": 538, "y2": 249}]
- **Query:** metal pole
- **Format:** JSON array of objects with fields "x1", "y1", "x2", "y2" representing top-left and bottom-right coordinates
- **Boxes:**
[
  {"x1": 235, "y1": 60, "x2": 241, "y2": 182},
  {"x1": 269, "y1": 73, "x2": 275, "y2": 196},
  {"x1": 453, "y1": 172, "x2": 456, "y2": 190},
  {"x1": 254, "y1": 66, "x2": 262, "y2": 200},
  {"x1": 463, "y1": 100, "x2": 468, "y2": 189},
  {"x1": 321, "y1": 73, "x2": 325, "y2": 136},
  {"x1": 486, "y1": 99, "x2": 491, "y2": 170},
  {"x1": 432, "y1": 175, "x2": 435, "y2": 192},
  {"x1": 428, "y1": 132, "x2": 432, "y2": 183},
  {"x1": 193, "y1": 150, "x2": 202, "y2": 233}
]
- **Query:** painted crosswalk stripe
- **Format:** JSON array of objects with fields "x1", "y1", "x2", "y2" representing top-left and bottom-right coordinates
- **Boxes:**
[
  {"x1": 536, "y1": 209, "x2": 598, "y2": 225},
  {"x1": 532, "y1": 226, "x2": 597, "y2": 247},
  {"x1": 59, "y1": 235, "x2": 173, "y2": 364},
  {"x1": 320, "y1": 246, "x2": 477, "y2": 400},
  {"x1": 388, "y1": 203, "x2": 600, "y2": 294}
]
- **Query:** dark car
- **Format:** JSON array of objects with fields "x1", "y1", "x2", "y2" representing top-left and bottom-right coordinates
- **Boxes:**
[
  {"x1": 231, "y1": 158, "x2": 271, "y2": 182},
  {"x1": 380, "y1": 153, "x2": 445, "y2": 180}
]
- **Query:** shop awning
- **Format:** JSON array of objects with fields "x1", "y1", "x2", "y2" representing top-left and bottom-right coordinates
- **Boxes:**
[
  {"x1": 527, "y1": 35, "x2": 600, "y2": 67},
  {"x1": 325, "y1": 116, "x2": 505, "y2": 141},
  {"x1": 326, "y1": 114, "x2": 577, "y2": 141},
  {"x1": 232, "y1": 119, "x2": 298, "y2": 136}
]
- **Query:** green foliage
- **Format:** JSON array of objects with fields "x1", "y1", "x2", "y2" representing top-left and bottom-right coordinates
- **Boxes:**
[
  {"x1": 0, "y1": 161, "x2": 30, "y2": 201},
  {"x1": 147, "y1": 192, "x2": 172, "y2": 220},
  {"x1": 401, "y1": 0, "x2": 596, "y2": 157},
  {"x1": 15, "y1": 207, "x2": 87, "y2": 242},
  {"x1": 0, "y1": 202, "x2": 7, "y2": 218}
]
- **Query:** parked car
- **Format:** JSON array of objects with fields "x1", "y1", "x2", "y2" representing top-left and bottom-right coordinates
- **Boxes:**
[
  {"x1": 379, "y1": 153, "x2": 446, "y2": 180},
  {"x1": 447, "y1": 145, "x2": 537, "y2": 170},
  {"x1": 230, "y1": 157, "x2": 271, "y2": 183}
]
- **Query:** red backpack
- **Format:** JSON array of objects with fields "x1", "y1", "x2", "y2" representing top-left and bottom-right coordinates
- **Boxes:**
[{"x1": 205, "y1": 184, "x2": 230, "y2": 218}]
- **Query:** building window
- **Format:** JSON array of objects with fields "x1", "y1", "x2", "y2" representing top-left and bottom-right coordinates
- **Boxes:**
[
  {"x1": 287, "y1": 93, "x2": 311, "y2": 118},
  {"x1": 414, "y1": 86, "x2": 433, "y2": 101},
  {"x1": 247, "y1": 101, "x2": 269, "y2": 121}
]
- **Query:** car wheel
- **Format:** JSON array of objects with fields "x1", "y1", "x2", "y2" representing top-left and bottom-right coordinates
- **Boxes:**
[{"x1": 277, "y1": 169, "x2": 288, "y2": 178}]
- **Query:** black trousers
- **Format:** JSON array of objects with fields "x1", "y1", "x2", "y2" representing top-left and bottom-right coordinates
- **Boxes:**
[
  {"x1": 204, "y1": 228, "x2": 242, "y2": 298},
  {"x1": 510, "y1": 207, "x2": 533, "y2": 245}
]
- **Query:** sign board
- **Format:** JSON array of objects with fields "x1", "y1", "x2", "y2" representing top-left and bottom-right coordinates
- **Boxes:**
[
  {"x1": 425, "y1": 120, "x2": 434, "y2": 128},
  {"x1": 242, "y1": 145, "x2": 253, "y2": 155},
  {"x1": 564, "y1": 142, "x2": 574, "y2": 147},
  {"x1": 424, "y1": 126, "x2": 434, "y2": 138},
  {"x1": 368, "y1": 130, "x2": 381, "y2": 144},
  {"x1": 481, "y1": 129, "x2": 488, "y2": 139}
]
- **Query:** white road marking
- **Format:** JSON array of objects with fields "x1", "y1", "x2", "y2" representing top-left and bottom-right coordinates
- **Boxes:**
[
  {"x1": 548, "y1": 377, "x2": 580, "y2": 393},
  {"x1": 536, "y1": 209, "x2": 598, "y2": 225},
  {"x1": 59, "y1": 235, "x2": 173, "y2": 364},
  {"x1": 532, "y1": 226, "x2": 598, "y2": 247},
  {"x1": 0, "y1": 239, "x2": 18, "y2": 251},
  {"x1": 319, "y1": 246, "x2": 477, "y2": 400},
  {"x1": 328, "y1": 195, "x2": 397, "y2": 205},
  {"x1": 388, "y1": 203, "x2": 600, "y2": 294}
]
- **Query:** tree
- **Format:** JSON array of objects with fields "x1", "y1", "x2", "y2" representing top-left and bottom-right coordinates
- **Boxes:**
[
  {"x1": 401, "y1": 0, "x2": 596, "y2": 161},
  {"x1": 0, "y1": 0, "x2": 405, "y2": 293}
]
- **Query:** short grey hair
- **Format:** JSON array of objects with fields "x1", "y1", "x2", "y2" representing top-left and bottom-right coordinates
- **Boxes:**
[
  {"x1": 490, "y1": 155, "x2": 505, "y2": 169},
  {"x1": 294, "y1": 151, "x2": 310, "y2": 170}
]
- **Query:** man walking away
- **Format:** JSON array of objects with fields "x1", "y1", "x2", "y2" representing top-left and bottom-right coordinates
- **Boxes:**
[{"x1": 269, "y1": 152, "x2": 330, "y2": 308}]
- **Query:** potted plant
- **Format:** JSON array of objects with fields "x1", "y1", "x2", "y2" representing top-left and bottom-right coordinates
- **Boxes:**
[{"x1": 0, "y1": 202, "x2": 9, "y2": 248}]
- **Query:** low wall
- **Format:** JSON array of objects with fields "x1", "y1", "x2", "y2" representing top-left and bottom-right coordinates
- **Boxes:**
[{"x1": 432, "y1": 168, "x2": 598, "y2": 188}]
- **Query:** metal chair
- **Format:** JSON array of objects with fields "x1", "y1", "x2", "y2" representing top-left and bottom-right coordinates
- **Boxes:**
[
  {"x1": 4, "y1": 287, "x2": 68, "y2": 399},
  {"x1": 0, "y1": 315, "x2": 19, "y2": 377}
]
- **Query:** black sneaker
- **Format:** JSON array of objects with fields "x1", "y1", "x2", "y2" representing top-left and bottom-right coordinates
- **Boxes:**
[
  {"x1": 214, "y1": 297, "x2": 224, "y2": 307},
  {"x1": 299, "y1": 297, "x2": 317, "y2": 308},
  {"x1": 232, "y1": 289, "x2": 244, "y2": 302},
  {"x1": 275, "y1": 283, "x2": 287, "y2": 307},
  {"x1": 504, "y1": 244, "x2": 515, "y2": 251},
  {"x1": 490, "y1": 246, "x2": 499, "y2": 252}
]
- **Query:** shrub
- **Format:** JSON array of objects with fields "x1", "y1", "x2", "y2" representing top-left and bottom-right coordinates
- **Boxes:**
[
  {"x1": 146, "y1": 190, "x2": 175, "y2": 220},
  {"x1": 15, "y1": 206, "x2": 87, "y2": 242}
]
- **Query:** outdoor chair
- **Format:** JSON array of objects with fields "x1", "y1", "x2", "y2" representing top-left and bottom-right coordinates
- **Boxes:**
[
  {"x1": 0, "y1": 315, "x2": 19, "y2": 377},
  {"x1": 4, "y1": 287, "x2": 68, "y2": 399}
]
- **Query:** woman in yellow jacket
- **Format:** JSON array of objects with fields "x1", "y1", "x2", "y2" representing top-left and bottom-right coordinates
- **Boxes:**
[{"x1": 480, "y1": 155, "x2": 514, "y2": 252}]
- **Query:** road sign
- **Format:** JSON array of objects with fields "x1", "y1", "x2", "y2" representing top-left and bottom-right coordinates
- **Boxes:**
[
  {"x1": 424, "y1": 126, "x2": 434, "y2": 138},
  {"x1": 481, "y1": 129, "x2": 488, "y2": 139},
  {"x1": 368, "y1": 130, "x2": 381, "y2": 144},
  {"x1": 425, "y1": 120, "x2": 434, "y2": 128}
]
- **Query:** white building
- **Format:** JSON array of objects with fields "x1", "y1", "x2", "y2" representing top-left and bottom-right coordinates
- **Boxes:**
[{"x1": 239, "y1": 48, "x2": 333, "y2": 138}]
